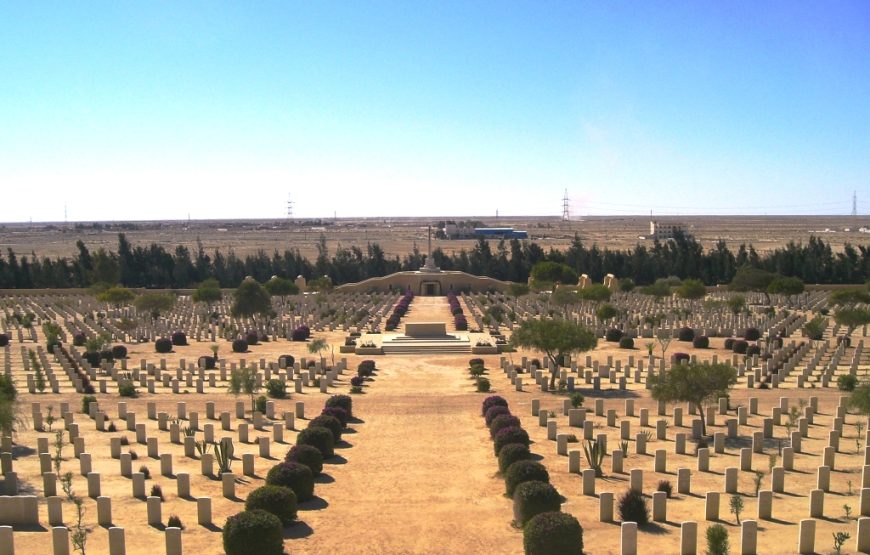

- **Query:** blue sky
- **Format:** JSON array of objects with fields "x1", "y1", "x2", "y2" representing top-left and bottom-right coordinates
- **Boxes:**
[{"x1": 1, "y1": 1, "x2": 869, "y2": 221}]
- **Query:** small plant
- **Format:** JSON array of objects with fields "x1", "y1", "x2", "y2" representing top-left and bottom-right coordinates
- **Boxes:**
[
  {"x1": 833, "y1": 531, "x2": 851, "y2": 554},
  {"x1": 844, "y1": 504, "x2": 852, "y2": 520},
  {"x1": 639, "y1": 430, "x2": 654, "y2": 444},
  {"x1": 107, "y1": 422, "x2": 116, "y2": 432},
  {"x1": 618, "y1": 488, "x2": 649, "y2": 525},
  {"x1": 657, "y1": 480, "x2": 673, "y2": 498},
  {"x1": 214, "y1": 438, "x2": 235, "y2": 474},
  {"x1": 350, "y1": 385, "x2": 363, "y2": 394},
  {"x1": 476, "y1": 377, "x2": 491, "y2": 392},
  {"x1": 70, "y1": 496, "x2": 88, "y2": 555},
  {"x1": 498, "y1": 443, "x2": 532, "y2": 474},
  {"x1": 245, "y1": 485, "x2": 298, "y2": 525},
  {"x1": 838, "y1": 374, "x2": 858, "y2": 392},
  {"x1": 469, "y1": 365, "x2": 486, "y2": 378},
  {"x1": 547, "y1": 410, "x2": 556, "y2": 418},
  {"x1": 167, "y1": 514, "x2": 184, "y2": 530},
  {"x1": 522, "y1": 511, "x2": 583, "y2": 555},
  {"x1": 265, "y1": 379, "x2": 287, "y2": 399},
  {"x1": 118, "y1": 382, "x2": 137, "y2": 398},
  {"x1": 139, "y1": 465, "x2": 150, "y2": 479},
  {"x1": 729, "y1": 494, "x2": 743, "y2": 524},
  {"x1": 569, "y1": 392, "x2": 584, "y2": 408},
  {"x1": 565, "y1": 434, "x2": 578, "y2": 443},
  {"x1": 45, "y1": 405, "x2": 55, "y2": 431},
  {"x1": 620, "y1": 441, "x2": 629, "y2": 457},
  {"x1": 150, "y1": 484, "x2": 164, "y2": 501},
  {"x1": 195, "y1": 440, "x2": 211, "y2": 458},
  {"x1": 513, "y1": 480, "x2": 561, "y2": 526},
  {"x1": 857, "y1": 421, "x2": 865, "y2": 453},
  {"x1": 60, "y1": 471, "x2": 75, "y2": 500},
  {"x1": 583, "y1": 440, "x2": 605, "y2": 477},
  {"x1": 255, "y1": 395, "x2": 268, "y2": 414},
  {"x1": 129, "y1": 450, "x2": 138, "y2": 460},
  {"x1": 753, "y1": 471, "x2": 764, "y2": 496},
  {"x1": 53, "y1": 430, "x2": 65, "y2": 474},
  {"x1": 119, "y1": 436, "x2": 129, "y2": 446},
  {"x1": 706, "y1": 523, "x2": 729, "y2": 555},
  {"x1": 504, "y1": 460, "x2": 550, "y2": 496},
  {"x1": 848, "y1": 480, "x2": 853, "y2": 496},
  {"x1": 768, "y1": 453, "x2": 777, "y2": 473},
  {"x1": 81, "y1": 395, "x2": 97, "y2": 414}
]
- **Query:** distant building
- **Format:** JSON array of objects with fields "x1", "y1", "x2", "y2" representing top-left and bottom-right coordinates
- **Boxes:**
[
  {"x1": 473, "y1": 227, "x2": 528, "y2": 239},
  {"x1": 649, "y1": 221, "x2": 688, "y2": 241}
]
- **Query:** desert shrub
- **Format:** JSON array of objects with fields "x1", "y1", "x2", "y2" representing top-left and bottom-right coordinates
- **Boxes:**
[
  {"x1": 678, "y1": 327, "x2": 695, "y2": 342},
  {"x1": 723, "y1": 338, "x2": 735, "y2": 350},
  {"x1": 111, "y1": 345, "x2": 127, "y2": 359},
  {"x1": 167, "y1": 514, "x2": 184, "y2": 529},
  {"x1": 129, "y1": 450, "x2": 138, "y2": 460},
  {"x1": 265, "y1": 379, "x2": 287, "y2": 399},
  {"x1": 232, "y1": 339, "x2": 248, "y2": 353},
  {"x1": 291, "y1": 326, "x2": 310, "y2": 341},
  {"x1": 284, "y1": 444, "x2": 323, "y2": 476},
  {"x1": 513, "y1": 480, "x2": 561, "y2": 525},
  {"x1": 198, "y1": 356, "x2": 216, "y2": 370},
  {"x1": 81, "y1": 395, "x2": 98, "y2": 414},
  {"x1": 139, "y1": 465, "x2": 150, "y2": 479},
  {"x1": 155, "y1": 338, "x2": 173, "y2": 353},
  {"x1": 245, "y1": 485, "x2": 297, "y2": 525},
  {"x1": 83, "y1": 350, "x2": 101, "y2": 367},
  {"x1": 744, "y1": 327, "x2": 761, "y2": 341},
  {"x1": 321, "y1": 406, "x2": 349, "y2": 427},
  {"x1": 150, "y1": 484, "x2": 164, "y2": 500},
  {"x1": 673, "y1": 352, "x2": 690, "y2": 364},
  {"x1": 490, "y1": 414, "x2": 522, "y2": 438},
  {"x1": 505, "y1": 460, "x2": 550, "y2": 496},
  {"x1": 657, "y1": 480, "x2": 673, "y2": 498},
  {"x1": 619, "y1": 337, "x2": 634, "y2": 349},
  {"x1": 296, "y1": 426, "x2": 335, "y2": 459},
  {"x1": 522, "y1": 511, "x2": 583, "y2": 555},
  {"x1": 99, "y1": 349, "x2": 115, "y2": 362},
  {"x1": 484, "y1": 405, "x2": 512, "y2": 427},
  {"x1": 693, "y1": 336, "x2": 710, "y2": 349},
  {"x1": 0, "y1": 334, "x2": 8, "y2": 347},
  {"x1": 494, "y1": 426, "x2": 531, "y2": 455},
  {"x1": 245, "y1": 331, "x2": 259, "y2": 346},
  {"x1": 170, "y1": 331, "x2": 187, "y2": 346},
  {"x1": 482, "y1": 395, "x2": 509, "y2": 416},
  {"x1": 746, "y1": 345, "x2": 761, "y2": 356},
  {"x1": 222, "y1": 510, "x2": 283, "y2": 555},
  {"x1": 119, "y1": 383, "x2": 137, "y2": 397},
  {"x1": 618, "y1": 488, "x2": 649, "y2": 524},
  {"x1": 357, "y1": 360, "x2": 376, "y2": 377},
  {"x1": 278, "y1": 354, "x2": 295, "y2": 368},
  {"x1": 706, "y1": 523, "x2": 729, "y2": 555},
  {"x1": 309, "y1": 415, "x2": 342, "y2": 442},
  {"x1": 325, "y1": 394, "x2": 353, "y2": 418},
  {"x1": 72, "y1": 332, "x2": 86, "y2": 346},
  {"x1": 265, "y1": 461, "x2": 315, "y2": 502},
  {"x1": 498, "y1": 443, "x2": 532, "y2": 473},
  {"x1": 838, "y1": 374, "x2": 858, "y2": 392},
  {"x1": 469, "y1": 358, "x2": 485, "y2": 368},
  {"x1": 605, "y1": 328, "x2": 623, "y2": 342},
  {"x1": 732, "y1": 340, "x2": 748, "y2": 354},
  {"x1": 350, "y1": 376, "x2": 364, "y2": 387},
  {"x1": 477, "y1": 378, "x2": 491, "y2": 392},
  {"x1": 255, "y1": 395, "x2": 267, "y2": 414},
  {"x1": 469, "y1": 365, "x2": 486, "y2": 378}
]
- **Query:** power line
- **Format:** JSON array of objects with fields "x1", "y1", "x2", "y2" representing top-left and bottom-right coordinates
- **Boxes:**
[{"x1": 853, "y1": 190, "x2": 858, "y2": 217}]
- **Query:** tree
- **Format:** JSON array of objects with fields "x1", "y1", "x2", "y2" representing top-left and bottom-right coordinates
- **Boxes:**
[
  {"x1": 264, "y1": 276, "x2": 299, "y2": 304},
  {"x1": 0, "y1": 374, "x2": 22, "y2": 437},
  {"x1": 848, "y1": 382, "x2": 870, "y2": 416},
  {"x1": 97, "y1": 286, "x2": 135, "y2": 307},
  {"x1": 834, "y1": 308, "x2": 870, "y2": 337},
  {"x1": 507, "y1": 283, "x2": 530, "y2": 299},
  {"x1": 618, "y1": 278, "x2": 635, "y2": 292},
  {"x1": 803, "y1": 316, "x2": 826, "y2": 342},
  {"x1": 551, "y1": 287, "x2": 579, "y2": 308},
  {"x1": 530, "y1": 261, "x2": 578, "y2": 287},
  {"x1": 656, "y1": 329, "x2": 673, "y2": 362},
  {"x1": 676, "y1": 279, "x2": 706, "y2": 300},
  {"x1": 729, "y1": 265, "x2": 776, "y2": 303},
  {"x1": 595, "y1": 304, "x2": 619, "y2": 322},
  {"x1": 192, "y1": 278, "x2": 223, "y2": 308},
  {"x1": 726, "y1": 295, "x2": 746, "y2": 315},
  {"x1": 511, "y1": 319, "x2": 597, "y2": 389},
  {"x1": 640, "y1": 279, "x2": 671, "y2": 299},
  {"x1": 133, "y1": 292, "x2": 176, "y2": 320},
  {"x1": 307, "y1": 338, "x2": 328, "y2": 369},
  {"x1": 307, "y1": 276, "x2": 333, "y2": 292},
  {"x1": 830, "y1": 289, "x2": 870, "y2": 305},
  {"x1": 577, "y1": 284, "x2": 612, "y2": 302},
  {"x1": 767, "y1": 276, "x2": 804, "y2": 296},
  {"x1": 650, "y1": 362, "x2": 737, "y2": 436},
  {"x1": 231, "y1": 277, "x2": 272, "y2": 318},
  {"x1": 228, "y1": 366, "x2": 260, "y2": 415}
]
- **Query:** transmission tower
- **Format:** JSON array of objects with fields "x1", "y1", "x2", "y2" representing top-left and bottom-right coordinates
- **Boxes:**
[
  {"x1": 853, "y1": 190, "x2": 858, "y2": 217},
  {"x1": 561, "y1": 189, "x2": 570, "y2": 221},
  {"x1": 287, "y1": 193, "x2": 294, "y2": 220}
]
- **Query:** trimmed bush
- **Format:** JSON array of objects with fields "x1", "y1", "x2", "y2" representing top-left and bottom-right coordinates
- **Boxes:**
[
  {"x1": 469, "y1": 358, "x2": 485, "y2": 368},
  {"x1": 265, "y1": 462, "x2": 315, "y2": 502},
  {"x1": 494, "y1": 426, "x2": 531, "y2": 455},
  {"x1": 746, "y1": 345, "x2": 761, "y2": 356},
  {"x1": 723, "y1": 338, "x2": 735, "y2": 350},
  {"x1": 119, "y1": 383, "x2": 137, "y2": 397},
  {"x1": 513, "y1": 480, "x2": 561, "y2": 525},
  {"x1": 83, "y1": 351, "x2": 101, "y2": 367},
  {"x1": 673, "y1": 352, "x2": 690, "y2": 364},
  {"x1": 278, "y1": 354, "x2": 295, "y2": 368},
  {"x1": 255, "y1": 395, "x2": 267, "y2": 414},
  {"x1": 358, "y1": 360, "x2": 376, "y2": 377},
  {"x1": 619, "y1": 337, "x2": 634, "y2": 349},
  {"x1": 222, "y1": 510, "x2": 283, "y2": 555},
  {"x1": 350, "y1": 376, "x2": 364, "y2": 387},
  {"x1": 490, "y1": 414, "x2": 522, "y2": 439},
  {"x1": 476, "y1": 377, "x2": 491, "y2": 392},
  {"x1": 265, "y1": 379, "x2": 287, "y2": 399},
  {"x1": 291, "y1": 325, "x2": 310, "y2": 341},
  {"x1": 296, "y1": 426, "x2": 335, "y2": 459},
  {"x1": 678, "y1": 327, "x2": 695, "y2": 341},
  {"x1": 692, "y1": 336, "x2": 709, "y2": 349},
  {"x1": 111, "y1": 345, "x2": 127, "y2": 359},
  {"x1": 838, "y1": 374, "x2": 858, "y2": 392},
  {"x1": 155, "y1": 337, "x2": 172, "y2": 353},
  {"x1": 321, "y1": 406, "x2": 349, "y2": 427},
  {"x1": 618, "y1": 488, "x2": 649, "y2": 524},
  {"x1": 81, "y1": 395, "x2": 97, "y2": 414},
  {"x1": 284, "y1": 444, "x2": 323, "y2": 476},
  {"x1": 481, "y1": 395, "x2": 509, "y2": 416},
  {"x1": 605, "y1": 328, "x2": 623, "y2": 342},
  {"x1": 245, "y1": 331, "x2": 259, "y2": 346},
  {"x1": 732, "y1": 340, "x2": 748, "y2": 354},
  {"x1": 484, "y1": 405, "x2": 512, "y2": 427},
  {"x1": 744, "y1": 327, "x2": 761, "y2": 341},
  {"x1": 523, "y1": 511, "x2": 583, "y2": 555},
  {"x1": 325, "y1": 394, "x2": 353, "y2": 418},
  {"x1": 198, "y1": 356, "x2": 216, "y2": 370},
  {"x1": 309, "y1": 415, "x2": 342, "y2": 443},
  {"x1": 72, "y1": 332, "x2": 85, "y2": 347},
  {"x1": 245, "y1": 485, "x2": 297, "y2": 525},
  {"x1": 505, "y1": 460, "x2": 549, "y2": 496},
  {"x1": 498, "y1": 443, "x2": 532, "y2": 473},
  {"x1": 232, "y1": 339, "x2": 248, "y2": 353},
  {"x1": 170, "y1": 331, "x2": 187, "y2": 346}
]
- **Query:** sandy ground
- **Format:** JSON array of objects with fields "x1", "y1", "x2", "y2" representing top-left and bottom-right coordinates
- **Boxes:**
[{"x1": 7, "y1": 296, "x2": 868, "y2": 554}]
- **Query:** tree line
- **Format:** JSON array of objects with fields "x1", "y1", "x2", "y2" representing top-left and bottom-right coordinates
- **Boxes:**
[{"x1": 0, "y1": 231, "x2": 867, "y2": 289}]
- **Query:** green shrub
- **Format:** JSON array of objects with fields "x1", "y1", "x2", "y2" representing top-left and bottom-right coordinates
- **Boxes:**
[
  {"x1": 155, "y1": 338, "x2": 172, "y2": 353},
  {"x1": 255, "y1": 395, "x2": 267, "y2": 414},
  {"x1": 605, "y1": 328, "x2": 623, "y2": 342},
  {"x1": 284, "y1": 444, "x2": 323, "y2": 476},
  {"x1": 569, "y1": 392, "x2": 584, "y2": 408},
  {"x1": 308, "y1": 415, "x2": 342, "y2": 443},
  {"x1": 619, "y1": 337, "x2": 634, "y2": 349},
  {"x1": 245, "y1": 485, "x2": 297, "y2": 525},
  {"x1": 265, "y1": 462, "x2": 314, "y2": 502},
  {"x1": 838, "y1": 374, "x2": 858, "y2": 392},
  {"x1": 265, "y1": 379, "x2": 287, "y2": 399},
  {"x1": 119, "y1": 382, "x2": 137, "y2": 397},
  {"x1": 498, "y1": 443, "x2": 532, "y2": 473},
  {"x1": 476, "y1": 377, "x2": 491, "y2": 392},
  {"x1": 706, "y1": 523, "x2": 729, "y2": 555},
  {"x1": 81, "y1": 395, "x2": 97, "y2": 414},
  {"x1": 513, "y1": 480, "x2": 561, "y2": 525},
  {"x1": 693, "y1": 336, "x2": 710, "y2": 349},
  {"x1": 296, "y1": 426, "x2": 335, "y2": 459},
  {"x1": 222, "y1": 510, "x2": 284, "y2": 555},
  {"x1": 504, "y1": 460, "x2": 550, "y2": 496},
  {"x1": 523, "y1": 511, "x2": 583, "y2": 555},
  {"x1": 325, "y1": 394, "x2": 353, "y2": 418},
  {"x1": 618, "y1": 488, "x2": 649, "y2": 524}
]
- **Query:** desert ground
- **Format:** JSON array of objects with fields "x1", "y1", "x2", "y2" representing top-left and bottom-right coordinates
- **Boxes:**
[{"x1": 2, "y1": 288, "x2": 869, "y2": 554}]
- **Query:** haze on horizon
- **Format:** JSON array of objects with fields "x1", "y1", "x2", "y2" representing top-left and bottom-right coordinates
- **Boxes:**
[{"x1": 1, "y1": 1, "x2": 869, "y2": 223}]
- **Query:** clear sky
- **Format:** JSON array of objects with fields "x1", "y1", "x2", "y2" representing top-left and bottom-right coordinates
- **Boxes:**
[{"x1": 1, "y1": 1, "x2": 869, "y2": 222}]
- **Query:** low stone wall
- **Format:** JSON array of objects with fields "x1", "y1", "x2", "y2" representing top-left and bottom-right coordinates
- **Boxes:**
[{"x1": 335, "y1": 271, "x2": 512, "y2": 294}]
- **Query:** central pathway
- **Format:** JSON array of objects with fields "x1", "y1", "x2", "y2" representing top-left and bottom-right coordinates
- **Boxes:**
[{"x1": 296, "y1": 297, "x2": 521, "y2": 554}]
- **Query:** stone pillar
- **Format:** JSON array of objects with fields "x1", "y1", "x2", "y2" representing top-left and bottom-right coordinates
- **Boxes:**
[
  {"x1": 197, "y1": 497, "x2": 212, "y2": 526},
  {"x1": 177, "y1": 473, "x2": 190, "y2": 498},
  {"x1": 611, "y1": 450, "x2": 624, "y2": 474},
  {"x1": 772, "y1": 467, "x2": 784, "y2": 493},
  {"x1": 582, "y1": 469, "x2": 596, "y2": 495},
  {"x1": 108, "y1": 526, "x2": 126, "y2": 555},
  {"x1": 222, "y1": 472, "x2": 235, "y2": 498},
  {"x1": 817, "y1": 466, "x2": 830, "y2": 492},
  {"x1": 705, "y1": 492, "x2": 719, "y2": 521},
  {"x1": 599, "y1": 491, "x2": 614, "y2": 522},
  {"x1": 132, "y1": 473, "x2": 145, "y2": 498},
  {"x1": 201, "y1": 453, "x2": 213, "y2": 476},
  {"x1": 0, "y1": 526, "x2": 12, "y2": 555},
  {"x1": 809, "y1": 489, "x2": 824, "y2": 518},
  {"x1": 798, "y1": 519, "x2": 815, "y2": 555},
  {"x1": 621, "y1": 522, "x2": 637, "y2": 555},
  {"x1": 678, "y1": 468, "x2": 691, "y2": 494},
  {"x1": 680, "y1": 521, "x2": 697, "y2": 555},
  {"x1": 147, "y1": 496, "x2": 162, "y2": 526},
  {"x1": 697, "y1": 448, "x2": 710, "y2": 472},
  {"x1": 757, "y1": 490, "x2": 773, "y2": 520},
  {"x1": 630, "y1": 469, "x2": 643, "y2": 493},
  {"x1": 258, "y1": 437, "x2": 270, "y2": 458},
  {"x1": 87, "y1": 472, "x2": 101, "y2": 498},
  {"x1": 165, "y1": 526, "x2": 182, "y2": 555},
  {"x1": 97, "y1": 496, "x2": 112, "y2": 526},
  {"x1": 740, "y1": 519, "x2": 757, "y2": 555},
  {"x1": 52, "y1": 526, "x2": 70, "y2": 555},
  {"x1": 857, "y1": 517, "x2": 870, "y2": 553},
  {"x1": 243, "y1": 453, "x2": 255, "y2": 477},
  {"x1": 160, "y1": 454, "x2": 173, "y2": 476},
  {"x1": 652, "y1": 491, "x2": 667, "y2": 522},
  {"x1": 569, "y1": 450, "x2": 581, "y2": 473},
  {"x1": 725, "y1": 467, "x2": 738, "y2": 493},
  {"x1": 861, "y1": 488, "x2": 870, "y2": 516},
  {"x1": 47, "y1": 496, "x2": 63, "y2": 526}
]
